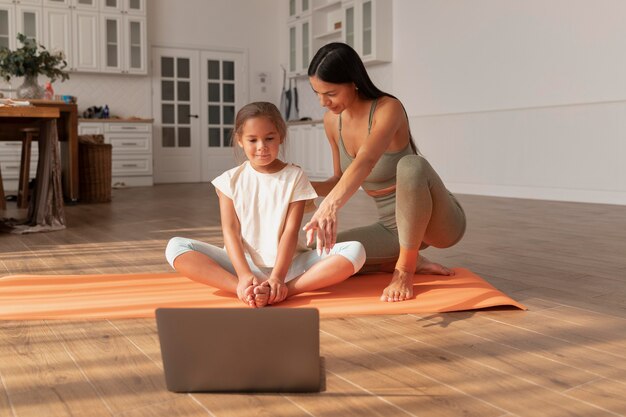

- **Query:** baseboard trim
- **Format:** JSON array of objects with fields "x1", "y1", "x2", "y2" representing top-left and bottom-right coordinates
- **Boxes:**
[{"x1": 448, "y1": 182, "x2": 626, "y2": 206}]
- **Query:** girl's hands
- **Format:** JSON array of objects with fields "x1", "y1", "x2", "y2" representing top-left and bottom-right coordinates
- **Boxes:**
[
  {"x1": 236, "y1": 275, "x2": 258, "y2": 306},
  {"x1": 303, "y1": 200, "x2": 338, "y2": 255},
  {"x1": 266, "y1": 277, "x2": 288, "y2": 305}
]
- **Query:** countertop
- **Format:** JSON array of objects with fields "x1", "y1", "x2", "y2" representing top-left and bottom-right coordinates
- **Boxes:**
[
  {"x1": 79, "y1": 117, "x2": 153, "y2": 123},
  {"x1": 286, "y1": 119, "x2": 323, "y2": 126}
]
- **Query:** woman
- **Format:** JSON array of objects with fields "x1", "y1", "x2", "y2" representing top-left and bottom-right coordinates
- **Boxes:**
[{"x1": 304, "y1": 43, "x2": 466, "y2": 303}]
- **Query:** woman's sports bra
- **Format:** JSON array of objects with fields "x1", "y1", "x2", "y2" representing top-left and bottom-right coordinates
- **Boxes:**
[{"x1": 338, "y1": 98, "x2": 414, "y2": 196}]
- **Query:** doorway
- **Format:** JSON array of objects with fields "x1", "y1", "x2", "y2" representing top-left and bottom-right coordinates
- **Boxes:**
[{"x1": 152, "y1": 47, "x2": 247, "y2": 183}]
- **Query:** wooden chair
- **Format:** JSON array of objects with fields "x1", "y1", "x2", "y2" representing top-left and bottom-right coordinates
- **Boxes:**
[
  {"x1": 0, "y1": 162, "x2": 6, "y2": 210},
  {"x1": 17, "y1": 128, "x2": 39, "y2": 209}
]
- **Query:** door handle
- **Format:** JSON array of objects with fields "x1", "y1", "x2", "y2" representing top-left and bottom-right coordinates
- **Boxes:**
[{"x1": 188, "y1": 114, "x2": 199, "y2": 118}]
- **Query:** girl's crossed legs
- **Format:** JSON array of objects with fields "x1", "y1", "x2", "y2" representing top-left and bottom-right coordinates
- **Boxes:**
[{"x1": 165, "y1": 237, "x2": 366, "y2": 307}]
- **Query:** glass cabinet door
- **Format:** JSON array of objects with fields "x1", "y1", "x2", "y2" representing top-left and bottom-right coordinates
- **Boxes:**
[
  {"x1": 102, "y1": 14, "x2": 122, "y2": 72},
  {"x1": 362, "y1": 0, "x2": 372, "y2": 56},
  {"x1": 288, "y1": 25, "x2": 296, "y2": 73},
  {"x1": 73, "y1": 0, "x2": 98, "y2": 10},
  {"x1": 125, "y1": 16, "x2": 145, "y2": 73},
  {"x1": 344, "y1": 4, "x2": 354, "y2": 49},
  {"x1": 125, "y1": 0, "x2": 145, "y2": 15},
  {"x1": 0, "y1": 8, "x2": 13, "y2": 50},
  {"x1": 100, "y1": 0, "x2": 122, "y2": 13},
  {"x1": 17, "y1": 8, "x2": 41, "y2": 41},
  {"x1": 301, "y1": 20, "x2": 309, "y2": 71}
]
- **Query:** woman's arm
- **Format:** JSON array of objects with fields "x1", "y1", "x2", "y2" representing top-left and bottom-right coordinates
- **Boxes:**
[
  {"x1": 304, "y1": 98, "x2": 406, "y2": 251},
  {"x1": 266, "y1": 199, "x2": 306, "y2": 304},
  {"x1": 217, "y1": 189, "x2": 258, "y2": 299}
]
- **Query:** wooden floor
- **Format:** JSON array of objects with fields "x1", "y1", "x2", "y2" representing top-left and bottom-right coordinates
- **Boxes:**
[{"x1": 1, "y1": 184, "x2": 625, "y2": 416}]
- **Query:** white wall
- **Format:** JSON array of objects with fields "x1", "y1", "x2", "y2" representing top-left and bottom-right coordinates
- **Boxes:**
[
  {"x1": 148, "y1": 0, "x2": 285, "y2": 106},
  {"x1": 391, "y1": 0, "x2": 626, "y2": 205},
  {"x1": 296, "y1": 0, "x2": 626, "y2": 205}
]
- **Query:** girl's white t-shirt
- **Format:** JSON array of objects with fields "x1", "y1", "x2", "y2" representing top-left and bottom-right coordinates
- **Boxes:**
[{"x1": 211, "y1": 161, "x2": 318, "y2": 268}]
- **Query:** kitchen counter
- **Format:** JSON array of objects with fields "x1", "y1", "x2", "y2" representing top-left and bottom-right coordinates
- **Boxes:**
[
  {"x1": 79, "y1": 118, "x2": 153, "y2": 123},
  {"x1": 286, "y1": 119, "x2": 323, "y2": 126}
]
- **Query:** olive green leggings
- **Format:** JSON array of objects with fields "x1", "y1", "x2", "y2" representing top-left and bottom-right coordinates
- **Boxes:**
[{"x1": 337, "y1": 155, "x2": 466, "y2": 265}]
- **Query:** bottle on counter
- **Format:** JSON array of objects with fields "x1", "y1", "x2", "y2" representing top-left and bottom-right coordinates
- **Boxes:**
[
  {"x1": 103, "y1": 104, "x2": 110, "y2": 119},
  {"x1": 44, "y1": 82, "x2": 54, "y2": 100}
]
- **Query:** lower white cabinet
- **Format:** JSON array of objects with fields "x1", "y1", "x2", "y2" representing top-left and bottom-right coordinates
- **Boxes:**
[
  {"x1": 78, "y1": 120, "x2": 153, "y2": 187},
  {"x1": 286, "y1": 122, "x2": 333, "y2": 180},
  {"x1": 0, "y1": 141, "x2": 39, "y2": 193}
]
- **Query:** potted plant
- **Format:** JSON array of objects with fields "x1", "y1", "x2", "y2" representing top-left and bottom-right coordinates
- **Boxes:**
[{"x1": 0, "y1": 33, "x2": 69, "y2": 99}]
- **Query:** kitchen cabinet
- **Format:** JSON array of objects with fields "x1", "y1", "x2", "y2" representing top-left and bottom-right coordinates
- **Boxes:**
[
  {"x1": 43, "y1": 0, "x2": 97, "y2": 10},
  {"x1": 100, "y1": 13, "x2": 146, "y2": 74},
  {"x1": 1, "y1": 0, "x2": 147, "y2": 74},
  {"x1": 310, "y1": 0, "x2": 342, "y2": 53},
  {"x1": 78, "y1": 120, "x2": 153, "y2": 187},
  {"x1": 43, "y1": 3, "x2": 99, "y2": 72},
  {"x1": 342, "y1": 0, "x2": 391, "y2": 64},
  {"x1": 0, "y1": 2, "x2": 42, "y2": 50},
  {"x1": 288, "y1": 0, "x2": 391, "y2": 74},
  {"x1": 286, "y1": 122, "x2": 333, "y2": 180},
  {"x1": 288, "y1": 0, "x2": 310, "y2": 21},
  {"x1": 287, "y1": 17, "x2": 311, "y2": 77},
  {"x1": 0, "y1": 140, "x2": 38, "y2": 192},
  {"x1": 99, "y1": 0, "x2": 145, "y2": 15}
]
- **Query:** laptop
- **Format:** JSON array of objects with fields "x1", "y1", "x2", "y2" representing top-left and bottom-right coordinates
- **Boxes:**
[{"x1": 155, "y1": 307, "x2": 321, "y2": 393}]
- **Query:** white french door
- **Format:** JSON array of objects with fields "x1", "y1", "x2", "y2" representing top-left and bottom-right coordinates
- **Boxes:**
[
  {"x1": 152, "y1": 47, "x2": 245, "y2": 183},
  {"x1": 200, "y1": 50, "x2": 246, "y2": 180}
]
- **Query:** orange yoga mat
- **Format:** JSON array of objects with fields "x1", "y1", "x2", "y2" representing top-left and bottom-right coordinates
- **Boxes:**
[{"x1": 0, "y1": 268, "x2": 526, "y2": 320}]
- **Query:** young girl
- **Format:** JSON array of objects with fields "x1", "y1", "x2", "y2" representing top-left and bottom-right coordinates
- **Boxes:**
[{"x1": 165, "y1": 102, "x2": 365, "y2": 307}]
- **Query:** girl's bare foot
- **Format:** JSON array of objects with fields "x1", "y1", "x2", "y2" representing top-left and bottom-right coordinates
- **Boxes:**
[
  {"x1": 416, "y1": 256, "x2": 454, "y2": 276},
  {"x1": 381, "y1": 269, "x2": 414, "y2": 302},
  {"x1": 253, "y1": 282, "x2": 271, "y2": 308},
  {"x1": 243, "y1": 285, "x2": 257, "y2": 307}
]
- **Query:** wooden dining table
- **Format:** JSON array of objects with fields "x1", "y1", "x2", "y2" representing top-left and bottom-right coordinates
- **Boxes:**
[
  {"x1": 0, "y1": 104, "x2": 66, "y2": 232},
  {"x1": 0, "y1": 100, "x2": 79, "y2": 202}
]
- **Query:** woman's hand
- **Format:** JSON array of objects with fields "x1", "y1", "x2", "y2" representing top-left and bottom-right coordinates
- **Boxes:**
[
  {"x1": 266, "y1": 277, "x2": 288, "y2": 305},
  {"x1": 303, "y1": 200, "x2": 339, "y2": 254},
  {"x1": 236, "y1": 275, "x2": 258, "y2": 306}
]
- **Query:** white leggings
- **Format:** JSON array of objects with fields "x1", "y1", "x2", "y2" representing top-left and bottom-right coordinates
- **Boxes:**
[{"x1": 165, "y1": 237, "x2": 366, "y2": 282}]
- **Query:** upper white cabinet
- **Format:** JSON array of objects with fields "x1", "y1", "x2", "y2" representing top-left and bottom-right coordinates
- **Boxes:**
[
  {"x1": 0, "y1": 2, "x2": 42, "y2": 50},
  {"x1": 44, "y1": 0, "x2": 98, "y2": 10},
  {"x1": 287, "y1": 17, "x2": 311, "y2": 77},
  {"x1": 72, "y1": 9, "x2": 99, "y2": 71},
  {"x1": 43, "y1": 5, "x2": 99, "y2": 72},
  {"x1": 100, "y1": 0, "x2": 145, "y2": 16},
  {"x1": 288, "y1": 0, "x2": 310, "y2": 21},
  {"x1": 2, "y1": 0, "x2": 147, "y2": 74},
  {"x1": 342, "y1": 0, "x2": 391, "y2": 63},
  {"x1": 43, "y1": 7, "x2": 72, "y2": 65},
  {"x1": 288, "y1": 0, "x2": 391, "y2": 75},
  {"x1": 101, "y1": 12, "x2": 146, "y2": 74}
]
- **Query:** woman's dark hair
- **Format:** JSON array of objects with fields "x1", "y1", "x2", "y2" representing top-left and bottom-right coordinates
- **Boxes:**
[{"x1": 308, "y1": 42, "x2": 419, "y2": 154}]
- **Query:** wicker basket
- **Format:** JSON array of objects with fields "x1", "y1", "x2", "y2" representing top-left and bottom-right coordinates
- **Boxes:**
[{"x1": 78, "y1": 142, "x2": 112, "y2": 203}]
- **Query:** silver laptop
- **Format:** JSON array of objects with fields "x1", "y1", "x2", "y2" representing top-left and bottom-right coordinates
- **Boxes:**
[{"x1": 155, "y1": 307, "x2": 321, "y2": 393}]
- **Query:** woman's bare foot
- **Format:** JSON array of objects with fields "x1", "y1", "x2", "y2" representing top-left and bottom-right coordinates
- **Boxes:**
[
  {"x1": 381, "y1": 269, "x2": 414, "y2": 302},
  {"x1": 415, "y1": 256, "x2": 454, "y2": 276},
  {"x1": 366, "y1": 258, "x2": 453, "y2": 276},
  {"x1": 253, "y1": 282, "x2": 271, "y2": 308}
]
